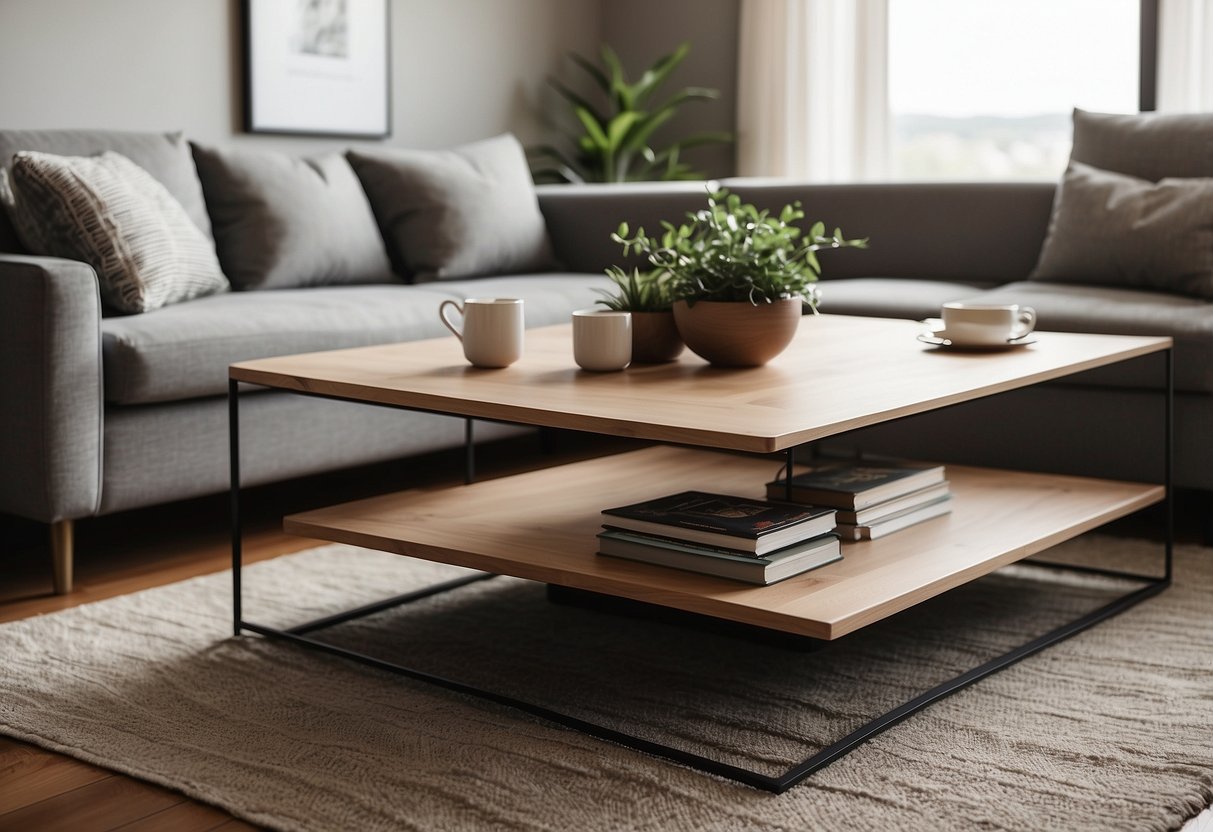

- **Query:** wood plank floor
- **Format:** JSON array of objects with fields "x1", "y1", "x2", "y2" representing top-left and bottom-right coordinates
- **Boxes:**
[{"x1": 0, "y1": 432, "x2": 1197, "y2": 830}]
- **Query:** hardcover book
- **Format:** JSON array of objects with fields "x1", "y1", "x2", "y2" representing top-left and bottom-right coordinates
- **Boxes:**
[
  {"x1": 597, "y1": 529, "x2": 842, "y2": 585},
  {"x1": 833, "y1": 481, "x2": 952, "y2": 525},
  {"x1": 835, "y1": 495, "x2": 953, "y2": 541},
  {"x1": 766, "y1": 460, "x2": 946, "y2": 510},
  {"x1": 601, "y1": 491, "x2": 836, "y2": 556}
]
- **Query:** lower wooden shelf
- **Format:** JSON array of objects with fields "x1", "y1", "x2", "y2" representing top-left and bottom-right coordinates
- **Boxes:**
[{"x1": 284, "y1": 446, "x2": 1163, "y2": 640}]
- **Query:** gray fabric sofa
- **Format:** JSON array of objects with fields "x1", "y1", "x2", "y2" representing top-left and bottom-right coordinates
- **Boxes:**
[{"x1": 1, "y1": 131, "x2": 1205, "y2": 594}]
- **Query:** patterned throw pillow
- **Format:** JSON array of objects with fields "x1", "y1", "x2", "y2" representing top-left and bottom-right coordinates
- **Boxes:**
[{"x1": 5, "y1": 150, "x2": 229, "y2": 313}]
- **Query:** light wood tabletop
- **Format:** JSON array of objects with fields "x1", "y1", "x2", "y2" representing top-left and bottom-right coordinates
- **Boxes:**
[{"x1": 231, "y1": 315, "x2": 1171, "y2": 452}]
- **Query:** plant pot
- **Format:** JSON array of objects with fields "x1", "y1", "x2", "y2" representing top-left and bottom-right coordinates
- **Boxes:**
[
  {"x1": 629, "y1": 311, "x2": 685, "y2": 363},
  {"x1": 672, "y1": 298, "x2": 802, "y2": 367}
]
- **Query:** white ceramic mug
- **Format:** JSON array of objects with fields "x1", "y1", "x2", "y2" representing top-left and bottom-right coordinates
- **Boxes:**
[
  {"x1": 941, "y1": 302, "x2": 1036, "y2": 345},
  {"x1": 439, "y1": 298, "x2": 524, "y2": 368},
  {"x1": 572, "y1": 309, "x2": 631, "y2": 371}
]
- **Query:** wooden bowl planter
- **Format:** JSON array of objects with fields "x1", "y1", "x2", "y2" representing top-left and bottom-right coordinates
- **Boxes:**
[
  {"x1": 629, "y1": 311, "x2": 685, "y2": 363},
  {"x1": 672, "y1": 298, "x2": 802, "y2": 367}
]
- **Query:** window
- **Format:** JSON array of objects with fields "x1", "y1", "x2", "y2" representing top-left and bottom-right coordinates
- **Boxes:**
[{"x1": 887, "y1": 0, "x2": 1142, "y2": 180}]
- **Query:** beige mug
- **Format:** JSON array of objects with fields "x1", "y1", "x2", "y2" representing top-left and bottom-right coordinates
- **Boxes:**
[
  {"x1": 439, "y1": 298, "x2": 524, "y2": 368},
  {"x1": 573, "y1": 309, "x2": 631, "y2": 371},
  {"x1": 941, "y1": 302, "x2": 1036, "y2": 345}
]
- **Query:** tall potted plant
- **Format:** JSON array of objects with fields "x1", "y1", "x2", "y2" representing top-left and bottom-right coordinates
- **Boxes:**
[
  {"x1": 612, "y1": 190, "x2": 867, "y2": 366},
  {"x1": 529, "y1": 42, "x2": 733, "y2": 183},
  {"x1": 595, "y1": 267, "x2": 684, "y2": 363}
]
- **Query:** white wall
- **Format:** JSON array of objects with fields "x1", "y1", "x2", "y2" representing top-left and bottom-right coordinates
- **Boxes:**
[
  {"x1": 0, "y1": 0, "x2": 600, "y2": 154},
  {"x1": 0, "y1": 0, "x2": 738, "y2": 171}
]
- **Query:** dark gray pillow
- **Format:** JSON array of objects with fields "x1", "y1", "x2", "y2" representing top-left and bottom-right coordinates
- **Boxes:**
[
  {"x1": 347, "y1": 134, "x2": 555, "y2": 282},
  {"x1": 1071, "y1": 108, "x2": 1213, "y2": 182},
  {"x1": 0, "y1": 129, "x2": 212, "y2": 252},
  {"x1": 1030, "y1": 161, "x2": 1213, "y2": 299},
  {"x1": 191, "y1": 145, "x2": 394, "y2": 290}
]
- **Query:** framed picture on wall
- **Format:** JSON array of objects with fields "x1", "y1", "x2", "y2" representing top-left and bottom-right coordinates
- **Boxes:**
[{"x1": 243, "y1": 0, "x2": 390, "y2": 138}]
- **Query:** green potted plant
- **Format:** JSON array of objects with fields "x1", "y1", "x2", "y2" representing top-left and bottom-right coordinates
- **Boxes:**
[
  {"x1": 529, "y1": 42, "x2": 733, "y2": 183},
  {"x1": 612, "y1": 190, "x2": 868, "y2": 366},
  {"x1": 595, "y1": 267, "x2": 685, "y2": 363}
]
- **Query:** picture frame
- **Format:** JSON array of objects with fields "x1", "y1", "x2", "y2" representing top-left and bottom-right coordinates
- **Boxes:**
[{"x1": 242, "y1": 0, "x2": 391, "y2": 139}]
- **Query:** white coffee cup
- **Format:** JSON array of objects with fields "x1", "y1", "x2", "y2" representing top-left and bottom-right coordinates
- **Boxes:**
[
  {"x1": 941, "y1": 302, "x2": 1036, "y2": 345},
  {"x1": 439, "y1": 298, "x2": 524, "y2": 368},
  {"x1": 572, "y1": 309, "x2": 631, "y2": 371}
]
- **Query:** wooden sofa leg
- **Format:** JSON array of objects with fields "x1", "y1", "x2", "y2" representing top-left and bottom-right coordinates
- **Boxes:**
[{"x1": 50, "y1": 519, "x2": 74, "y2": 594}]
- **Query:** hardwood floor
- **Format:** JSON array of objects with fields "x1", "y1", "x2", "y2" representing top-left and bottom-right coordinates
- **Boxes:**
[{"x1": 0, "y1": 433, "x2": 1197, "y2": 830}]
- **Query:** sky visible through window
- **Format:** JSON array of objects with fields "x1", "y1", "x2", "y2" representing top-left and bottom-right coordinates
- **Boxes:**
[{"x1": 888, "y1": 0, "x2": 1139, "y2": 179}]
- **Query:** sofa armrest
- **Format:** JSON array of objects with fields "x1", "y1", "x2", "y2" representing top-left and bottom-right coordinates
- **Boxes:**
[
  {"x1": 537, "y1": 182, "x2": 716, "y2": 274},
  {"x1": 0, "y1": 254, "x2": 103, "y2": 523}
]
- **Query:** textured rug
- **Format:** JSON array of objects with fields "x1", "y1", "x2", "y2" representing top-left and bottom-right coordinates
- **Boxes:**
[{"x1": 1, "y1": 535, "x2": 1210, "y2": 831}]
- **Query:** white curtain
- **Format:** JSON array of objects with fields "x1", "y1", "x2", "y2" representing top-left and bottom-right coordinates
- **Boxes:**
[
  {"x1": 1157, "y1": 0, "x2": 1213, "y2": 111},
  {"x1": 736, "y1": 0, "x2": 889, "y2": 180}
]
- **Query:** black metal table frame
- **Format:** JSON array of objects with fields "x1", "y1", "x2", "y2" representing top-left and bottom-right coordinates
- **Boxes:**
[{"x1": 228, "y1": 348, "x2": 1173, "y2": 794}]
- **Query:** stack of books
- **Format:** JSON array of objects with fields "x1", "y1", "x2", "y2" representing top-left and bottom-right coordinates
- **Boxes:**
[
  {"x1": 766, "y1": 460, "x2": 951, "y2": 541},
  {"x1": 596, "y1": 491, "x2": 841, "y2": 585}
]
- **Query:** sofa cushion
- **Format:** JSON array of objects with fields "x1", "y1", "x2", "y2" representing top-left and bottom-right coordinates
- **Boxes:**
[
  {"x1": 347, "y1": 134, "x2": 555, "y2": 282},
  {"x1": 961, "y1": 281, "x2": 1213, "y2": 393},
  {"x1": 0, "y1": 129, "x2": 212, "y2": 252},
  {"x1": 7, "y1": 151, "x2": 228, "y2": 313},
  {"x1": 190, "y1": 144, "x2": 395, "y2": 290},
  {"x1": 1030, "y1": 161, "x2": 1213, "y2": 299},
  {"x1": 100, "y1": 274, "x2": 611, "y2": 405},
  {"x1": 813, "y1": 278, "x2": 1001, "y2": 321},
  {"x1": 1071, "y1": 108, "x2": 1213, "y2": 182}
]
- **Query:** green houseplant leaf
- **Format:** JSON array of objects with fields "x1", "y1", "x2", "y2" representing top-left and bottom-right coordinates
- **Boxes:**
[
  {"x1": 611, "y1": 189, "x2": 869, "y2": 308},
  {"x1": 529, "y1": 41, "x2": 733, "y2": 184}
]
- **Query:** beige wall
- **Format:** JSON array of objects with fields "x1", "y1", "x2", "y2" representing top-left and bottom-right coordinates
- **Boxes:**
[
  {"x1": 0, "y1": 0, "x2": 600, "y2": 154},
  {"x1": 0, "y1": 0, "x2": 737, "y2": 170}
]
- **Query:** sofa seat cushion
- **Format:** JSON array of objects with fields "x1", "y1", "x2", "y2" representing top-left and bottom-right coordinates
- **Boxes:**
[
  {"x1": 101, "y1": 284, "x2": 461, "y2": 405},
  {"x1": 962, "y1": 281, "x2": 1213, "y2": 393},
  {"x1": 101, "y1": 274, "x2": 612, "y2": 405},
  {"x1": 814, "y1": 278, "x2": 1001, "y2": 321}
]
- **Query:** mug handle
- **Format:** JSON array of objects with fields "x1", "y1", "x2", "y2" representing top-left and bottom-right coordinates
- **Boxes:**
[
  {"x1": 1012, "y1": 306, "x2": 1037, "y2": 339},
  {"x1": 438, "y1": 300, "x2": 464, "y2": 342}
]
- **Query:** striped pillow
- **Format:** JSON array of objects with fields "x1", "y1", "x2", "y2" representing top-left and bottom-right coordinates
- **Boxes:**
[{"x1": 6, "y1": 150, "x2": 228, "y2": 313}]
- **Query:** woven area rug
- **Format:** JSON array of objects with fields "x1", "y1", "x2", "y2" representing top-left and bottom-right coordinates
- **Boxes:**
[{"x1": 2, "y1": 535, "x2": 1211, "y2": 831}]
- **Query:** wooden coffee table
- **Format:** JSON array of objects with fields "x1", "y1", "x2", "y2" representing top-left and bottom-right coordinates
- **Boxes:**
[{"x1": 228, "y1": 314, "x2": 1173, "y2": 792}]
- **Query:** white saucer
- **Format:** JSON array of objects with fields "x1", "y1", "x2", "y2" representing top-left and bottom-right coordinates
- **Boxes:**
[{"x1": 917, "y1": 319, "x2": 1037, "y2": 350}]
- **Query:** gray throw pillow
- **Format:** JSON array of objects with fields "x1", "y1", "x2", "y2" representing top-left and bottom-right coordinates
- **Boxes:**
[
  {"x1": 191, "y1": 145, "x2": 395, "y2": 290},
  {"x1": 1071, "y1": 108, "x2": 1213, "y2": 182},
  {"x1": 1030, "y1": 160, "x2": 1213, "y2": 299},
  {"x1": 7, "y1": 150, "x2": 229, "y2": 313},
  {"x1": 347, "y1": 134, "x2": 555, "y2": 282},
  {"x1": 0, "y1": 129, "x2": 212, "y2": 252}
]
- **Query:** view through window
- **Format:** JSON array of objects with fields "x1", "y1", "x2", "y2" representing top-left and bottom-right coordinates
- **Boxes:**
[{"x1": 888, "y1": 0, "x2": 1140, "y2": 180}]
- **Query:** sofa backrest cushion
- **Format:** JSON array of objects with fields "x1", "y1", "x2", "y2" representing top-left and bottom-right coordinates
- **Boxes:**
[
  {"x1": 1070, "y1": 107, "x2": 1213, "y2": 182},
  {"x1": 726, "y1": 180, "x2": 1057, "y2": 284},
  {"x1": 0, "y1": 129, "x2": 212, "y2": 252},
  {"x1": 191, "y1": 144, "x2": 395, "y2": 290},
  {"x1": 1030, "y1": 161, "x2": 1213, "y2": 299},
  {"x1": 6, "y1": 151, "x2": 229, "y2": 313},
  {"x1": 347, "y1": 134, "x2": 556, "y2": 282}
]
